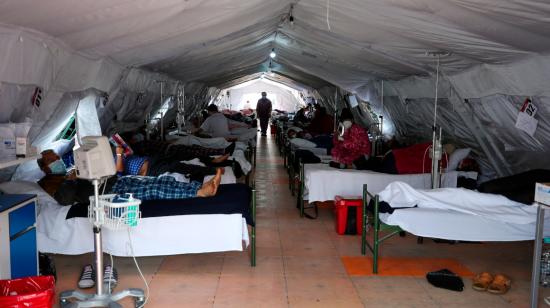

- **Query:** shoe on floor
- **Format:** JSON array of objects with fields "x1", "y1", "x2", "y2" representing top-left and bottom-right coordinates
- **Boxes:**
[
  {"x1": 77, "y1": 264, "x2": 95, "y2": 289},
  {"x1": 103, "y1": 265, "x2": 118, "y2": 287}
]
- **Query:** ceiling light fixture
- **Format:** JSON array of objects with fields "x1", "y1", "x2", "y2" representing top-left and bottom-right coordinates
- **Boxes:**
[{"x1": 270, "y1": 48, "x2": 276, "y2": 58}]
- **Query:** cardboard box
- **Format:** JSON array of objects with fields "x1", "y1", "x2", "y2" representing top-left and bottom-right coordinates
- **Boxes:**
[{"x1": 535, "y1": 183, "x2": 550, "y2": 206}]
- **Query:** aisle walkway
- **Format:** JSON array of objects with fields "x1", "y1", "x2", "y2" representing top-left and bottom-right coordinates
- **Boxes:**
[{"x1": 53, "y1": 134, "x2": 542, "y2": 307}]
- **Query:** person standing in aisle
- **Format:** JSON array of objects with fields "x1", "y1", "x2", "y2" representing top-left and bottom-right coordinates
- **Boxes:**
[{"x1": 256, "y1": 92, "x2": 272, "y2": 136}]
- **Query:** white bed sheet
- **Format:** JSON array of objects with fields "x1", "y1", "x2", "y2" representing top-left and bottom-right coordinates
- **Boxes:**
[
  {"x1": 303, "y1": 163, "x2": 477, "y2": 202},
  {"x1": 0, "y1": 180, "x2": 249, "y2": 257},
  {"x1": 378, "y1": 182, "x2": 550, "y2": 241},
  {"x1": 38, "y1": 207, "x2": 249, "y2": 256},
  {"x1": 381, "y1": 207, "x2": 550, "y2": 241}
]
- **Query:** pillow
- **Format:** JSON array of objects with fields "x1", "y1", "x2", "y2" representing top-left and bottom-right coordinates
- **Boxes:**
[
  {"x1": 11, "y1": 159, "x2": 45, "y2": 182},
  {"x1": 447, "y1": 148, "x2": 471, "y2": 171},
  {"x1": 290, "y1": 138, "x2": 317, "y2": 149}
]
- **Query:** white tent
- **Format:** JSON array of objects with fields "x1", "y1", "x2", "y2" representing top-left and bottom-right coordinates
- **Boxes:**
[{"x1": 1, "y1": 0, "x2": 549, "y2": 180}]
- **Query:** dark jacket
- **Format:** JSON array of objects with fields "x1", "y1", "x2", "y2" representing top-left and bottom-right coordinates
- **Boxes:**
[{"x1": 256, "y1": 98, "x2": 272, "y2": 118}]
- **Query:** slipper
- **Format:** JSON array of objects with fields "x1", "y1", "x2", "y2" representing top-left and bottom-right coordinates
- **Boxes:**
[
  {"x1": 472, "y1": 272, "x2": 493, "y2": 291},
  {"x1": 487, "y1": 274, "x2": 511, "y2": 294}
]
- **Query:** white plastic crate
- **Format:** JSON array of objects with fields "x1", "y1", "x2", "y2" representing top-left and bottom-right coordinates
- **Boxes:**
[{"x1": 88, "y1": 194, "x2": 141, "y2": 230}]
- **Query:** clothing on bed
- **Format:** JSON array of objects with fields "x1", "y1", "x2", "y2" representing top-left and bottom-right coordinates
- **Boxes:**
[
  {"x1": 391, "y1": 142, "x2": 448, "y2": 174},
  {"x1": 111, "y1": 176, "x2": 202, "y2": 200},
  {"x1": 309, "y1": 135, "x2": 333, "y2": 152},
  {"x1": 38, "y1": 174, "x2": 117, "y2": 206},
  {"x1": 166, "y1": 143, "x2": 225, "y2": 158},
  {"x1": 478, "y1": 169, "x2": 550, "y2": 204},
  {"x1": 292, "y1": 149, "x2": 322, "y2": 170},
  {"x1": 132, "y1": 140, "x2": 226, "y2": 158},
  {"x1": 307, "y1": 111, "x2": 334, "y2": 135},
  {"x1": 146, "y1": 158, "x2": 216, "y2": 182}
]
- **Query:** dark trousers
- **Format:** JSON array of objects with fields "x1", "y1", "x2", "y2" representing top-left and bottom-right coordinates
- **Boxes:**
[
  {"x1": 55, "y1": 177, "x2": 117, "y2": 206},
  {"x1": 259, "y1": 117, "x2": 269, "y2": 135}
]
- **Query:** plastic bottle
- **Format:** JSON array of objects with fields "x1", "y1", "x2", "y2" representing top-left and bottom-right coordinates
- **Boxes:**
[
  {"x1": 126, "y1": 193, "x2": 138, "y2": 227},
  {"x1": 112, "y1": 193, "x2": 137, "y2": 227}
]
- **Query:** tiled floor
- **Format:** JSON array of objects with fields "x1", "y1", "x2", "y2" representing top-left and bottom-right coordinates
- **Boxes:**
[{"x1": 51, "y1": 135, "x2": 549, "y2": 307}]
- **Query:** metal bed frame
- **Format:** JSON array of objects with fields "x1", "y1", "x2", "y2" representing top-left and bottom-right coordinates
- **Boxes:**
[
  {"x1": 250, "y1": 187, "x2": 256, "y2": 266},
  {"x1": 360, "y1": 184, "x2": 403, "y2": 274}
]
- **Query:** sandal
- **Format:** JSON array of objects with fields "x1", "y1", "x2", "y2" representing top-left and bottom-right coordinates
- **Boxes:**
[
  {"x1": 487, "y1": 274, "x2": 511, "y2": 294},
  {"x1": 472, "y1": 272, "x2": 493, "y2": 291}
]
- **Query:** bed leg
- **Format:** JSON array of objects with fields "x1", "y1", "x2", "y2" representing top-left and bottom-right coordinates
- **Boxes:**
[
  {"x1": 373, "y1": 195, "x2": 380, "y2": 274},
  {"x1": 289, "y1": 152, "x2": 294, "y2": 194},
  {"x1": 251, "y1": 189, "x2": 256, "y2": 267},
  {"x1": 299, "y1": 163, "x2": 305, "y2": 218},
  {"x1": 253, "y1": 146, "x2": 256, "y2": 167},
  {"x1": 361, "y1": 185, "x2": 367, "y2": 255}
]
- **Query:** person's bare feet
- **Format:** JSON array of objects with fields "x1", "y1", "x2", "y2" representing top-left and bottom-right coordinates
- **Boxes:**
[
  {"x1": 212, "y1": 154, "x2": 229, "y2": 163},
  {"x1": 196, "y1": 168, "x2": 223, "y2": 197}
]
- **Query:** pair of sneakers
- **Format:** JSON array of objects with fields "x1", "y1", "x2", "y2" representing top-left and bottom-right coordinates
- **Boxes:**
[{"x1": 78, "y1": 264, "x2": 118, "y2": 289}]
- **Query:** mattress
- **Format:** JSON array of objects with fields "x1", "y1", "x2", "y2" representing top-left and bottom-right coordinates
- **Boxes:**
[
  {"x1": 303, "y1": 163, "x2": 476, "y2": 202},
  {"x1": 66, "y1": 184, "x2": 253, "y2": 225}
]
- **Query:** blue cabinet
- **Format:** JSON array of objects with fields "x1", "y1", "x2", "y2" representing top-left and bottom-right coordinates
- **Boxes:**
[{"x1": 0, "y1": 194, "x2": 38, "y2": 279}]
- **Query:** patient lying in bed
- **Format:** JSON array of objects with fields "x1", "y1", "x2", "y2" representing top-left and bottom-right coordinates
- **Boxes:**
[
  {"x1": 37, "y1": 149, "x2": 224, "y2": 205},
  {"x1": 111, "y1": 168, "x2": 224, "y2": 200}
]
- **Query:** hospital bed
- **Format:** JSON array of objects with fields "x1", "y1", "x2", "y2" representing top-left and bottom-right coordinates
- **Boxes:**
[
  {"x1": 0, "y1": 176, "x2": 258, "y2": 266},
  {"x1": 359, "y1": 182, "x2": 549, "y2": 273},
  {"x1": 297, "y1": 162, "x2": 477, "y2": 218}
]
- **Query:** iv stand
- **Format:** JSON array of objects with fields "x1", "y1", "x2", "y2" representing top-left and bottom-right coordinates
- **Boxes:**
[
  {"x1": 428, "y1": 51, "x2": 448, "y2": 189},
  {"x1": 59, "y1": 179, "x2": 145, "y2": 308},
  {"x1": 159, "y1": 81, "x2": 165, "y2": 141}
]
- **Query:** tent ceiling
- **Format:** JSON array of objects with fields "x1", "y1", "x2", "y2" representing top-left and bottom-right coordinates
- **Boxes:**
[{"x1": 1, "y1": 0, "x2": 550, "y2": 91}]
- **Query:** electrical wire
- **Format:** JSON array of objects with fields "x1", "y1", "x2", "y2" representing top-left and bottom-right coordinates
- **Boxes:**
[{"x1": 127, "y1": 228, "x2": 149, "y2": 308}]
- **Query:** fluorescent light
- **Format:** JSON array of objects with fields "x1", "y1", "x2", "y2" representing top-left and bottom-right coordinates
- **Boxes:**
[{"x1": 270, "y1": 48, "x2": 276, "y2": 58}]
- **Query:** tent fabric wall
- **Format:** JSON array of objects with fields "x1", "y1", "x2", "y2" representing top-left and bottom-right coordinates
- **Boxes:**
[{"x1": 1, "y1": 1, "x2": 550, "y2": 179}]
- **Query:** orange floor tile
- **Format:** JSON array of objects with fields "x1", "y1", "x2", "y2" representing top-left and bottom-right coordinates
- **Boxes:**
[{"x1": 341, "y1": 256, "x2": 474, "y2": 277}]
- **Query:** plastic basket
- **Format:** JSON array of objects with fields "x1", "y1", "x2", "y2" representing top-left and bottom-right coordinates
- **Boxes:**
[{"x1": 88, "y1": 194, "x2": 141, "y2": 230}]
